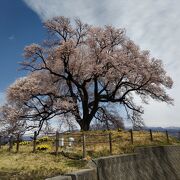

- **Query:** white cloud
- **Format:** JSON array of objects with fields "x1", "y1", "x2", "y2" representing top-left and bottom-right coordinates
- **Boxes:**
[{"x1": 23, "y1": 0, "x2": 180, "y2": 127}]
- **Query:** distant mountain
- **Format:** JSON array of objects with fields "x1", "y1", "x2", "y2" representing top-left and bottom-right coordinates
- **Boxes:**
[
  {"x1": 143, "y1": 126, "x2": 180, "y2": 131},
  {"x1": 22, "y1": 135, "x2": 34, "y2": 141},
  {"x1": 143, "y1": 127, "x2": 180, "y2": 139}
]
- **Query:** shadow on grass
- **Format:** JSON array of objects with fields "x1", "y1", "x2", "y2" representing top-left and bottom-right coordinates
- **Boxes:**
[
  {"x1": 0, "y1": 168, "x2": 64, "y2": 180},
  {"x1": 65, "y1": 159, "x2": 87, "y2": 169}
]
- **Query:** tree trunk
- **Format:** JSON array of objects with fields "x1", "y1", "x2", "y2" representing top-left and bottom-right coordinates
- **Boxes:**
[{"x1": 79, "y1": 120, "x2": 91, "y2": 131}]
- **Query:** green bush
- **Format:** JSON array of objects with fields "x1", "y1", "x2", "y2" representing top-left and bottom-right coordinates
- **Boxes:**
[{"x1": 37, "y1": 144, "x2": 51, "y2": 151}]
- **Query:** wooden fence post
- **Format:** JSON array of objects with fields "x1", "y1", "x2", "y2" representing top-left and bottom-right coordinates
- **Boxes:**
[
  {"x1": 0, "y1": 136, "x2": 2, "y2": 149},
  {"x1": 149, "y1": 129, "x2": 153, "y2": 142},
  {"x1": 130, "y1": 129, "x2": 133, "y2": 144},
  {"x1": 82, "y1": 133, "x2": 86, "y2": 158},
  {"x1": 109, "y1": 132, "x2": 112, "y2": 155},
  {"x1": 166, "y1": 130, "x2": 169, "y2": 143},
  {"x1": 33, "y1": 131, "x2": 37, "y2": 153},
  {"x1": 178, "y1": 132, "x2": 180, "y2": 141},
  {"x1": 16, "y1": 134, "x2": 20, "y2": 153},
  {"x1": 8, "y1": 136, "x2": 13, "y2": 152},
  {"x1": 55, "y1": 131, "x2": 59, "y2": 155}
]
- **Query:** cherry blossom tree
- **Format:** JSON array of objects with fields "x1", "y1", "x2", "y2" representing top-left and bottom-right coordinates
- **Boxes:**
[
  {"x1": 7, "y1": 16, "x2": 173, "y2": 131},
  {"x1": 0, "y1": 103, "x2": 27, "y2": 136},
  {"x1": 3, "y1": 71, "x2": 73, "y2": 135}
]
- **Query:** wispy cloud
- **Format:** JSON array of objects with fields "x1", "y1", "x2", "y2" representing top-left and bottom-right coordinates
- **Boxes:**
[
  {"x1": 8, "y1": 35, "x2": 15, "y2": 40},
  {"x1": 23, "y1": 0, "x2": 180, "y2": 127}
]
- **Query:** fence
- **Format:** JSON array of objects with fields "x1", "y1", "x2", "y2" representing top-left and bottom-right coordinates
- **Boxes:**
[{"x1": 0, "y1": 129, "x2": 180, "y2": 158}]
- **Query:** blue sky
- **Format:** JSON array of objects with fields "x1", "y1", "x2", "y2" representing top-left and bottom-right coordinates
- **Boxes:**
[
  {"x1": 0, "y1": 0, "x2": 180, "y2": 127},
  {"x1": 0, "y1": 0, "x2": 45, "y2": 92}
]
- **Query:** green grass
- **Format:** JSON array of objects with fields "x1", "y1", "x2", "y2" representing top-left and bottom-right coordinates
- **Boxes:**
[{"x1": 0, "y1": 130, "x2": 179, "y2": 179}]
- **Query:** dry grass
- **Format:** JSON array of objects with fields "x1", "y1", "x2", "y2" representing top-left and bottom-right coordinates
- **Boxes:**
[
  {"x1": 0, "y1": 130, "x2": 179, "y2": 179},
  {"x1": 0, "y1": 150, "x2": 86, "y2": 180}
]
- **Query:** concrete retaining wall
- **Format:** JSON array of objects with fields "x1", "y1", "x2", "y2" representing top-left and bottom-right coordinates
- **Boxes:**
[
  {"x1": 95, "y1": 145, "x2": 180, "y2": 180},
  {"x1": 46, "y1": 145, "x2": 180, "y2": 180},
  {"x1": 46, "y1": 169, "x2": 97, "y2": 180}
]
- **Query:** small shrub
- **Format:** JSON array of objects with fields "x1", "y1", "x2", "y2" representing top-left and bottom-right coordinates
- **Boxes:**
[
  {"x1": 37, "y1": 144, "x2": 51, "y2": 151},
  {"x1": 19, "y1": 141, "x2": 30, "y2": 145},
  {"x1": 38, "y1": 136, "x2": 51, "y2": 143}
]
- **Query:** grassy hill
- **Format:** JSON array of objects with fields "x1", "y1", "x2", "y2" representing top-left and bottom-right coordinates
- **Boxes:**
[{"x1": 0, "y1": 130, "x2": 179, "y2": 179}]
